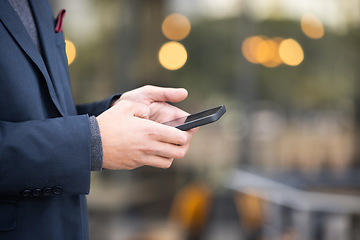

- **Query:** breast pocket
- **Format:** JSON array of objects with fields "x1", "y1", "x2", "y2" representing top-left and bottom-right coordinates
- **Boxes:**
[{"x1": 0, "y1": 202, "x2": 16, "y2": 231}]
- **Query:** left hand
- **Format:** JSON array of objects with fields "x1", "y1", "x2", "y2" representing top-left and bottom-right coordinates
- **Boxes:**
[{"x1": 114, "y1": 85, "x2": 190, "y2": 123}]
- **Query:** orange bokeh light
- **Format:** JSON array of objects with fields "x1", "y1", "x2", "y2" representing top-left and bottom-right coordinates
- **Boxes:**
[
  {"x1": 242, "y1": 36, "x2": 265, "y2": 64},
  {"x1": 162, "y1": 13, "x2": 191, "y2": 41},
  {"x1": 301, "y1": 13, "x2": 325, "y2": 39},
  {"x1": 242, "y1": 36, "x2": 284, "y2": 68}
]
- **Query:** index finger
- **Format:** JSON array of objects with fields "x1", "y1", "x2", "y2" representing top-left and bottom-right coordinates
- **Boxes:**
[
  {"x1": 149, "y1": 102, "x2": 189, "y2": 123},
  {"x1": 145, "y1": 120, "x2": 192, "y2": 146}
]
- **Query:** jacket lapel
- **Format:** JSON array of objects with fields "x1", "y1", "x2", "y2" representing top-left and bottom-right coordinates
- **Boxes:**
[
  {"x1": 29, "y1": 0, "x2": 69, "y2": 115},
  {"x1": 0, "y1": 0, "x2": 65, "y2": 116}
]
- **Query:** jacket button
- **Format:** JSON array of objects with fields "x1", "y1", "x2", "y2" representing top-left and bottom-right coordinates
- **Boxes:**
[
  {"x1": 32, "y1": 189, "x2": 42, "y2": 197},
  {"x1": 52, "y1": 186, "x2": 63, "y2": 195},
  {"x1": 22, "y1": 189, "x2": 32, "y2": 197},
  {"x1": 42, "y1": 187, "x2": 52, "y2": 196}
]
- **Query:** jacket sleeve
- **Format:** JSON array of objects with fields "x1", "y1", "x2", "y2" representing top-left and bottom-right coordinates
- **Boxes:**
[
  {"x1": 76, "y1": 94, "x2": 121, "y2": 116},
  {"x1": 0, "y1": 115, "x2": 91, "y2": 197}
]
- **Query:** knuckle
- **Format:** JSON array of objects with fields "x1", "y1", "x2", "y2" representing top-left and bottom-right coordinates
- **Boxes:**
[
  {"x1": 162, "y1": 159, "x2": 173, "y2": 169},
  {"x1": 178, "y1": 134, "x2": 189, "y2": 145},
  {"x1": 127, "y1": 165, "x2": 136, "y2": 170},
  {"x1": 145, "y1": 128, "x2": 158, "y2": 139},
  {"x1": 175, "y1": 148, "x2": 186, "y2": 159},
  {"x1": 135, "y1": 155, "x2": 148, "y2": 168},
  {"x1": 142, "y1": 85, "x2": 152, "y2": 92},
  {"x1": 142, "y1": 145, "x2": 154, "y2": 155}
]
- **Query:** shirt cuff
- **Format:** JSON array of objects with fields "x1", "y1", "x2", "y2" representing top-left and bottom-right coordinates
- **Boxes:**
[{"x1": 89, "y1": 116, "x2": 103, "y2": 171}]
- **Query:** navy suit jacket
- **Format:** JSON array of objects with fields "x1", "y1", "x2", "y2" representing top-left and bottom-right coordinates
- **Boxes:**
[{"x1": 0, "y1": 0, "x2": 117, "y2": 239}]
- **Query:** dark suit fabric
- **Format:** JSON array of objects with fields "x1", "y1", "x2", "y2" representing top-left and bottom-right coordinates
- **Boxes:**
[{"x1": 0, "y1": 0, "x2": 114, "y2": 239}]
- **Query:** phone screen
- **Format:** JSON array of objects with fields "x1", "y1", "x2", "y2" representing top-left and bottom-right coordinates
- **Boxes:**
[{"x1": 163, "y1": 106, "x2": 222, "y2": 128}]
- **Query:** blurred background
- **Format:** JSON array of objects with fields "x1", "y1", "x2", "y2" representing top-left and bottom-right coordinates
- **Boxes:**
[{"x1": 50, "y1": 0, "x2": 360, "y2": 239}]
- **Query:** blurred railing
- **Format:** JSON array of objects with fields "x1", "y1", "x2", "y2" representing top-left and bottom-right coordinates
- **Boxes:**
[{"x1": 228, "y1": 169, "x2": 360, "y2": 240}]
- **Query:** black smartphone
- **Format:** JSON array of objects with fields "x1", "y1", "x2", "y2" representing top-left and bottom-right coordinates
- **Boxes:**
[{"x1": 162, "y1": 105, "x2": 226, "y2": 131}]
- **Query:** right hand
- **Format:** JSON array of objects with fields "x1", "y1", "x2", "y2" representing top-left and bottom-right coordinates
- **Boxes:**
[{"x1": 96, "y1": 100, "x2": 193, "y2": 170}]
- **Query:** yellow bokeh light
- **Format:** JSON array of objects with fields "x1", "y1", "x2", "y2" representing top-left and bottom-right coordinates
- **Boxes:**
[
  {"x1": 263, "y1": 37, "x2": 283, "y2": 68},
  {"x1": 256, "y1": 39, "x2": 273, "y2": 64},
  {"x1": 301, "y1": 13, "x2": 325, "y2": 39},
  {"x1": 162, "y1": 13, "x2": 191, "y2": 41},
  {"x1": 65, "y1": 40, "x2": 76, "y2": 65},
  {"x1": 242, "y1": 36, "x2": 283, "y2": 67},
  {"x1": 279, "y1": 39, "x2": 304, "y2": 66},
  {"x1": 242, "y1": 36, "x2": 265, "y2": 64},
  {"x1": 159, "y1": 41, "x2": 187, "y2": 70}
]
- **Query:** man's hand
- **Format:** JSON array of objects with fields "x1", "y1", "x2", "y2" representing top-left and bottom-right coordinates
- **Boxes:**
[
  {"x1": 97, "y1": 100, "x2": 195, "y2": 170},
  {"x1": 114, "y1": 85, "x2": 190, "y2": 123}
]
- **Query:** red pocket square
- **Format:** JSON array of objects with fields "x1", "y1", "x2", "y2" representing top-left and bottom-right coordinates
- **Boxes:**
[{"x1": 55, "y1": 9, "x2": 66, "y2": 33}]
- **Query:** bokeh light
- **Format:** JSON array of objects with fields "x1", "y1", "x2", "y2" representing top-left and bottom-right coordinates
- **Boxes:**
[
  {"x1": 159, "y1": 41, "x2": 188, "y2": 70},
  {"x1": 279, "y1": 38, "x2": 304, "y2": 66},
  {"x1": 162, "y1": 13, "x2": 191, "y2": 41},
  {"x1": 242, "y1": 36, "x2": 283, "y2": 67},
  {"x1": 257, "y1": 38, "x2": 282, "y2": 68},
  {"x1": 301, "y1": 13, "x2": 325, "y2": 39},
  {"x1": 265, "y1": 37, "x2": 283, "y2": 68},
  {"x1": 242, "y1": 36, "x2": 264, "y2": 64},
  {"x1": 65, "y1": 39, "x2": 76, "y2": 65}
]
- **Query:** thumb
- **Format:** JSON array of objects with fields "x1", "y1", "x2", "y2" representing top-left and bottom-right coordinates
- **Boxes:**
[{"x1": 143, "y1": 86, "x2": 188, "y2": 103}]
